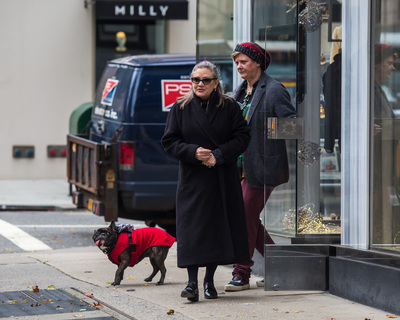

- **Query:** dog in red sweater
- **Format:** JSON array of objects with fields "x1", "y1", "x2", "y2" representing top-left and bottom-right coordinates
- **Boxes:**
[{"x1": 92, "y1": 220, "x2": 175, "y2": 286}]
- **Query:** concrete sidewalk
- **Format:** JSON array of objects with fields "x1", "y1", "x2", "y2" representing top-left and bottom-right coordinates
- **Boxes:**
[
  {"x1": 0, "y1": 179, "x2": 75, "y2": 210},
  {"x1": 1, "y1": 244, "x2": 397, "y2": 320},
  {"x1": 0, "y1": 179, "x2": 398, "y2": 319}
]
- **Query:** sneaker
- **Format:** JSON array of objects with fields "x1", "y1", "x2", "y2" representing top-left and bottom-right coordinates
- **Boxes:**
[
  {"x1": 224, "y1": 276, "x2": 250, "y2": 292},
  {"x1": 256, "y1": 279, "x2": 264, "y2": 287}
]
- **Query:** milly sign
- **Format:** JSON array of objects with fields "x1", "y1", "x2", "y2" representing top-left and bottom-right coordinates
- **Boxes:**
[{"x1": 96, "y1": 1, "x2": 188, "y2": 21}]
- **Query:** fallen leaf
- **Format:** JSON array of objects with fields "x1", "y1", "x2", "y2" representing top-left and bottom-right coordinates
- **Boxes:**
[
  {"x1": 387, "y1": 316, "x2": 397, "y2": 319},
  {"x1": 85, "y1": 293, "x2": 94, "y2": 297},
  {"x1": 93, "y1": 302, "x2": 102, "y2": 307},
  {"x1": 6, "y1": 300, "x2": 20, "y2": 304},
  {"x1": 47, "y1": 285, "x2": 55, "y2": 290},
  {"x1": 32, "y1": 286, "x2": 39, "y2": 293},
  {"x1": 167, "y1": 309, "x2": 174, "y2": 315}
]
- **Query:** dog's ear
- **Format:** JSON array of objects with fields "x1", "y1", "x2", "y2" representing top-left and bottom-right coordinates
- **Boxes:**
[{"x1": 109, "y1": 220, "x2": 116, "y2": 230}]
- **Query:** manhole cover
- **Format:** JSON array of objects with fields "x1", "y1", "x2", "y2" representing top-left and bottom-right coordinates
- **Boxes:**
[{"x1": 0, "y1": 289, "x2": 97, "y2": 318}]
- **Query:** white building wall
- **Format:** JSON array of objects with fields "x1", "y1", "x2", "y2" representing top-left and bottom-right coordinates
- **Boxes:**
[
  {"x1": 0, "y1": 0, "x2": 196, "y2": 180},
  {"x1": 0, "y1": 0, "x2": 95, "y2": 179},
  {"x1": 166, "y1": 0, "x2": 196, "y2": 53}
]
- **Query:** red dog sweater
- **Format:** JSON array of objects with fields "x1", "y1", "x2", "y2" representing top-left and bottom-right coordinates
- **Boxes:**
[{"x1": 108, "y1": 227, "x2": 175, "y2": 266}]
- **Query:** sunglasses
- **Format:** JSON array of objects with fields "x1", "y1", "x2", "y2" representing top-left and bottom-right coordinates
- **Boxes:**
[{"x1": 191, "y1": 77, "x2": 217, "y2": 85}]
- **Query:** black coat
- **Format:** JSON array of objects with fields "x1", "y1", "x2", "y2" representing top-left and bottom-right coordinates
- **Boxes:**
[
  {"x1": 323, "y1": 53, "x2": 342, "y2": 153},
  {"x1": 232, "y1": 73, "x2": 297, "y2": 188},
  {"x1": 162, "y1": 93, "x2": 250, "y2": 268}
]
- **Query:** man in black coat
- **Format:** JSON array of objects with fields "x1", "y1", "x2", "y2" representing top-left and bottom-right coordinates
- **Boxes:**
[
  {"x1": 372, "y1": 44, "x2": 398, "y2": 244},
  {"x1": 225, "y1": 42, "x2": 297, "y2": 291},
  {"x1": 323, "y1": 52, "x2": 342, "y2": 153}
]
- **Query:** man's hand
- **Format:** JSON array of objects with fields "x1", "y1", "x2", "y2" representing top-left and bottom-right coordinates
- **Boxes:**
[{"x1": 374, "y1": 124, "x2": 382, "y2": 136}]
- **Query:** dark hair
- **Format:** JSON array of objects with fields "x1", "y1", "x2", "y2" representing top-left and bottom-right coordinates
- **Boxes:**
[{"x1": 178, "y1": 60, "x2": 225, "y2": 109}]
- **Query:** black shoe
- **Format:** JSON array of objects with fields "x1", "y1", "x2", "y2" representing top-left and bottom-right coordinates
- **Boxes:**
[
  {"x1": 181, "y1": 282, "x2": 199, "y2": 302},
  {"x1": 204, "y1": 282, "x2": 218, "y2": 299}
]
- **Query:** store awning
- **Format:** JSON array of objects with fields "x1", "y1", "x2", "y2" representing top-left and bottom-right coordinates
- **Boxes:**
[{"x1": 95, "y1": 0, "x2": 188, "y2": 21}]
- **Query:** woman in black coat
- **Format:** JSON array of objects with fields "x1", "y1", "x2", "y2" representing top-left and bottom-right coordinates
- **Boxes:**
[{"x1": 162, "y1": 61, "x2": 250, "y2": 302}]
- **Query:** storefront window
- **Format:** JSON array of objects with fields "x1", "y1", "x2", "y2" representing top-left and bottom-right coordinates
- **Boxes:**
[
  {"x1": 95, "y1": 21, "x2": 165, "y2": 84},
  {"x1": 371, "y1": 0, "x2": 400, "y2": 251},
  {"x1": 254, "y1": 0, "x2": 342, "y2": 240},
  {"x1": 197, "y1": 0, "x2": 234, "y2": 93}
]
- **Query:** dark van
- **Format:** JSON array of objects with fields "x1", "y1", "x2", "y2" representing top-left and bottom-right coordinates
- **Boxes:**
[{"x1": 67, "y1": 54, "x2": 232, "y2": 234}]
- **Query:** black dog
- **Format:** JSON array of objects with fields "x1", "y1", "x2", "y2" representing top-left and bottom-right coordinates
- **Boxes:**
[{"x1": 92, "y1": 221, "x2": 175, "y2": 286}]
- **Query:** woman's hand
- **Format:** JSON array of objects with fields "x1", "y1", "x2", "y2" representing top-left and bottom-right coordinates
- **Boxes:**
[
  {"x1": 195, "y1": 147, "x2": 212, "y2": 162},
  {"x1": 202, "y1": 154, "x2": 217, "y2": 167}
]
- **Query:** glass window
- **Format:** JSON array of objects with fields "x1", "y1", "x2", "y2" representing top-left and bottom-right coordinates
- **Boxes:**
[
  {"x1": 252, "y1": 0, "x2": 297, "y2": 239},
  {"x1": 197, "y1": 0, "x2": 234, "y2": 93},
  {"x1": 254, "y1": 0, "x2": 342, "y2": 240},
  {"x1": 371, "y1": 0, "x2": 400, "y2": 251}
]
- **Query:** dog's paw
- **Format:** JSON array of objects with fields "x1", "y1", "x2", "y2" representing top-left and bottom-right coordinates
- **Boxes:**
[
  {"x1": 111, "y1": 281, "x2": 121, "y2": 286},
  {"x1": 156, "y1": 281, "x2": 164, "y2": 286},
  {"x1": 143, "y1": 277, "x2": 152, "y2": 282}
]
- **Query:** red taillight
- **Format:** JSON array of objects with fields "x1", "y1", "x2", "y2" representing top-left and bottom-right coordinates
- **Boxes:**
[{"x1": 119, "y1": 141, "x2": 134, "y2": 170}]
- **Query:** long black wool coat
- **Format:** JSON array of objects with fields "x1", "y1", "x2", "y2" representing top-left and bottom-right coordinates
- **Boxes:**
[{"x1": 162, "y1": 93, "x2": 251, "y2": 268}]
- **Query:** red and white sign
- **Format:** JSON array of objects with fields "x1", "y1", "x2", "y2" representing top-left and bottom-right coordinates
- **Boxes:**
[
  {"x1": 101, "y1": 79, "x2": 119, "y2": 106},
  {"x1": 161, "y1": 80, "x2": 192, "y2": 112}
]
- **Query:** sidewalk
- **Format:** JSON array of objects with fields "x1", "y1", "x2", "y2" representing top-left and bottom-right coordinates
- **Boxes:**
[
  {"x1": 0, "y1": 179, "x2": 75, "y2": 210},
  {"x1": 0, "y1": 180, "x2": 398, "y2": 319},
  {"x1": 1, "y1": 244, "x2": 397, "y2": 320}
]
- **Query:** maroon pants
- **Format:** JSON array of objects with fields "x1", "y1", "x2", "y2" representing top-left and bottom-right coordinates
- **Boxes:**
[{"x1": 232, "y1": 178, "x2": 274, "y2": 283}]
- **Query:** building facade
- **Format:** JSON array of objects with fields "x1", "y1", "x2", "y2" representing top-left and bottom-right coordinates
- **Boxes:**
[
  {"x1": 0, "y1": 0, "x2": 196, "y2": 179},
  {"x1": 197, "y1": 0, "x2": 400, "y2": 314}
]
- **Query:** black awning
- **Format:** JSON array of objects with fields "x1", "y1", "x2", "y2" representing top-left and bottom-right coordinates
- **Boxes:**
[{"x1": 95, "y1": 0, "x2": 188, "y2": 21}]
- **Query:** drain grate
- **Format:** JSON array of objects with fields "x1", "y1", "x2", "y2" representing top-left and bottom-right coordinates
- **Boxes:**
[{"x1": 0, "y1": 289, "x2": 98, "y2": 318}]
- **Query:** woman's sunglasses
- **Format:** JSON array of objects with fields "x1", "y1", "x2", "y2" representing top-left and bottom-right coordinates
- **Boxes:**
[{"x1": 191, "y1": 77, "x2": 217, "y2": 85}]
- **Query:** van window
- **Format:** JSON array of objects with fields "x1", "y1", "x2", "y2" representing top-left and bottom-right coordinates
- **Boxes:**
[{"x1": 93, "y1": 64, "x2": 135, "y2": 122}]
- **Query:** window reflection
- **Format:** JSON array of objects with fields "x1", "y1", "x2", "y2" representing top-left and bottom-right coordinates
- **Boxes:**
[{"x1": 371, "y1": 0, "x2": 400, "y2": 250}]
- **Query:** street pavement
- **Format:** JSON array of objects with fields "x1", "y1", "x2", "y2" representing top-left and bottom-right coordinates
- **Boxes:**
[{"x1": 0, "y1": 179, "x2": 399, "y2": 320}]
